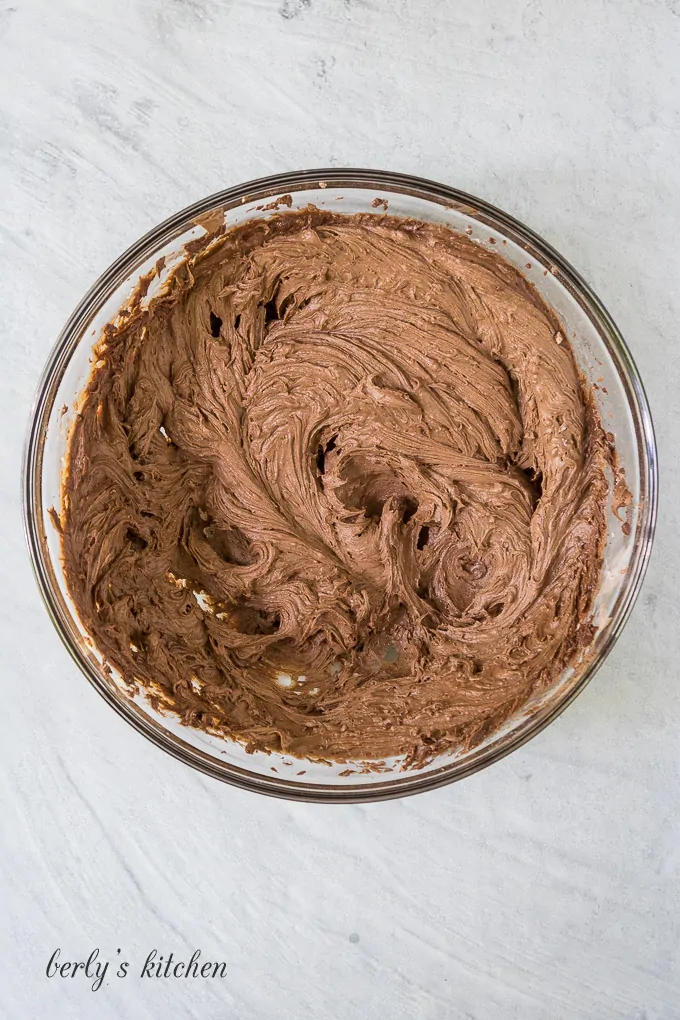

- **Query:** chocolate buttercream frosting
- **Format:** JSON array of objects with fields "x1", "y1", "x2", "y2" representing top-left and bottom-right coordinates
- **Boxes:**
[{"x1": 61, "y1": 210, "x2": 611, "y2": 765}]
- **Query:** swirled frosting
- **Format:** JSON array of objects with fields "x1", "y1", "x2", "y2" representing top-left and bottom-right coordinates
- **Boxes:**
[{"x1": 62, "y1": 210, "x2": 610, "y2": 765}]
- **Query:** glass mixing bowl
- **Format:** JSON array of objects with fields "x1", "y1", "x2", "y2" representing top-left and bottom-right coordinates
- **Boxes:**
[{"x1": 23, "y1": 169, "x2": 658, "y2": 802}]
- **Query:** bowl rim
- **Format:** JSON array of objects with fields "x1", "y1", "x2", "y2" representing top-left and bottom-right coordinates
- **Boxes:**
[{"x1": 22, "y1": 167, "x2": 659, "y2": 802}]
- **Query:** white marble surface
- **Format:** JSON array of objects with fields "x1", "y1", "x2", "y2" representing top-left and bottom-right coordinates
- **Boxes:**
[{"x1": 1, "y1": 0, "x2": 679, "y2": 1017}]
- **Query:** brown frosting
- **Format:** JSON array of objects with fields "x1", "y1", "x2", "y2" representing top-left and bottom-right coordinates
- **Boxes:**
[{"x1": 61, "y1": 210, "x2": 610, "y2": 766}]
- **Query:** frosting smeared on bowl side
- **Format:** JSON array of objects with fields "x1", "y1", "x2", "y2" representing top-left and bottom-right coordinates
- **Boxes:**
[{"x1": 61, "y1": 211, "x2": 610, "y2": 765}]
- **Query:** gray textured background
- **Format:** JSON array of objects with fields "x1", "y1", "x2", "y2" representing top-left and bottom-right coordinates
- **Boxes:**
[{"x1": 1, "y1": 1, "x2": 679, "y2": 1017}]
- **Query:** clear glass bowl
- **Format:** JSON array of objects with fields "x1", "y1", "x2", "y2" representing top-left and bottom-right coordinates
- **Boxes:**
[{"x1": 23, "y1": 169, "x2": 658, "y2": 802}]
